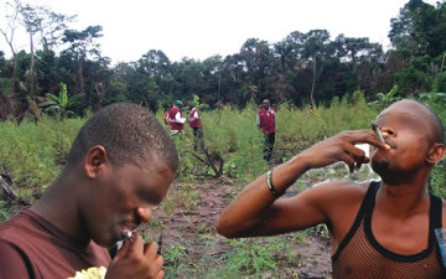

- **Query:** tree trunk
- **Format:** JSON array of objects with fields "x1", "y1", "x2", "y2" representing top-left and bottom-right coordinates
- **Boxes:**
[
  {"x1": 94, "y1": 82, "x2": 106, "y2": 111},
  {"x1": 77, "y1": 56, "x2": 86, "y2": 108},
  {"x1": 30, "y1": 31, "x2": 35, "y2": 99},
  {"x1": 6, "y1": 56, "x2": 19, "y2": 122},
  {"x1": 26, "y1": 95, "x2": 41, "y2": 123},
  {"x1": 310, "y1": 55, "x2": 317, "y2": 108},
  {"x1": 440, "y1": 53, "x2": 446, "y2": 74},
  {"x1": 2, "y1": 40, "x2": 18, "y2": 121}
]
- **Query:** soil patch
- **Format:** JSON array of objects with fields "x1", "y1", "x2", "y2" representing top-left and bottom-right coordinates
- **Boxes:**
[{"x1": 143, "y1": 178, "x2": 333, "y2": 278}]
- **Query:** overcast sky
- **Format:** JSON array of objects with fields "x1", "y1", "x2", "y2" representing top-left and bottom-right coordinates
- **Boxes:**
[{"x1": 0, "y1": 0, "x2": 440, "y2": 65}]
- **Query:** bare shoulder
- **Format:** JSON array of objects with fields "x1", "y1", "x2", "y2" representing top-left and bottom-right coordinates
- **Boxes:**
[
  {"x1": 282, "y1": 179, "x2": 375, "y2": 218},
  {"x1": 301, "y1": 179, "x2": 372, "y2": 204}
]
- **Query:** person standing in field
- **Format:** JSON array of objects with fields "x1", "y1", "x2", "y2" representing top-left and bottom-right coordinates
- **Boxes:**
[
  {"x1": 257, "y1": 99, "x2": 276, "y2": 163},
  {"x1": 167, "y1": 100, "x2": 186, "y2": 136},
  {"x1": 0, "y1": 103, "x2": 178, "y2": 278},
  {"x1": 218, "y1": 99, "x2": 446, "y2": 278},
  {"x1": 188, "y1": 104, "x2": 203, "y2": 151}
]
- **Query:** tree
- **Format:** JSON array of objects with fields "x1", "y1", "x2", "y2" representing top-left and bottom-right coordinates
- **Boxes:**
[
  {"x1": 333, "y1": 34, "x2": 385, "y2": 98},
  {"x1": 388, "y1": 0, "x2": 446, "y2": 96},
  {"x1": 39, "y1": 10, "x2": 76, "y2": 52},
  {"x1": 61, "y1": 25, "x2": 104, "y2": 108},
  {"x1": 19, "y1": 3, "x2": 75, "y2": 100},
  {"x1": 300, "y1": 29, "x2": 333, "y2": 107},
  {"x1": 19, "y1": 3, "x2": 43, "y2": 101},
  {"x1": 137, "y1": 49, "x2": 171, "y2": 79},
  {"x1": 238, "y1": 38, "x2": 275, "y2": 102},
  {"x1": 0, "y1": 0, "x2": 21, "y2": 120},
  {"x1": 389, "y1": 0, "x2": 443, "y2": 57}
]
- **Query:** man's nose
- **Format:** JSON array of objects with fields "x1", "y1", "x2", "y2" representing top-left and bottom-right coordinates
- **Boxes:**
[{"x1": 136, "y1": 207, "x2": 152, "y2": 224}]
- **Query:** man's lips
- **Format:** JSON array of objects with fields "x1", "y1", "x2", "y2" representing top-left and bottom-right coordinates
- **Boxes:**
[
  {"x1": 118, "y1": 223, "x2": 137, "y2": 240},
  {"x1": 382, "y1": 140, "x2": 397, "y2": 149},
  {"x1": 372, "y1": 140, "x2": 397, "y2": 150}
]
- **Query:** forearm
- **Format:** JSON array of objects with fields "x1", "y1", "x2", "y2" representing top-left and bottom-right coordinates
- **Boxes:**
[{"x1": 216, "y1": 155, "x2": 310, "y2": 238}]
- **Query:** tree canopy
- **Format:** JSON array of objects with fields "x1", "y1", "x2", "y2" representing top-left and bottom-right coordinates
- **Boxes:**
[{"x1": 1, "y1": 0, "x2": 445, "y2": 121}]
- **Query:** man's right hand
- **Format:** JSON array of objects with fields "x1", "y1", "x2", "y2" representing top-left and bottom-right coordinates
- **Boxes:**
[
  {"x1": 298, "y1": 130, "x2": 389, "y2": 173},
  {"x1": 106, "y1": 233, "x2": 164, "y2": 279}
]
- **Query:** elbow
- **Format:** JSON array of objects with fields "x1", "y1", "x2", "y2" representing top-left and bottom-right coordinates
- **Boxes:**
[
  {"x1": 216, "y1": 228, "x2": 238, "y2": 239},
  {"x1": 216, "y1": 217, "x2": 239, "y2": 239},
  {"x1": 216, "y1": 219, "x2": 231, "y2": 238}
]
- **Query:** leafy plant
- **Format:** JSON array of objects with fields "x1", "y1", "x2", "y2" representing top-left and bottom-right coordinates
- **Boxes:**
[
  {"x1": 368, "y1": 85, "x2": 401, "y2": 109},
  {"x1": 38, "y1": 82, "x2": 75, "y2": 120},
  {"x1": 224, "y1": 238, "x2": 287, "y2": 275},
  {"x1": 163, "y1": 242, "x2": 193, "y2": 278},
  {"x1": 429, "y1": 162, "x2": 446, "y2": 198},
  {"x1": 418, "y1": 92, "x2": 446, "y2": 105}
]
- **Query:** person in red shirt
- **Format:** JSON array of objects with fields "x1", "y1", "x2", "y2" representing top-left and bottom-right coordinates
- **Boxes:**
[
  {"x1": 0, "y1": 103, "x2": 179, "y2": 278},
  {"x1": 257, "y1": 99, "x2": 276, "y2": 162},
  {"x1": 188, "y1": 104, "x2": 203, "y2": 150},
  {"x1": 163, "y1": 112, "x2": 170, "y2": 126},
  {"x1": 167, "y1": 100, "x2": 186, "y2": 136}
]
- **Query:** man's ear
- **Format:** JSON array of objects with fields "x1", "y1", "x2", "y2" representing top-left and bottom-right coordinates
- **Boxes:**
[
  {"x1": 426, "y1": 143, "x2": 445, "y2": 164},
  {"x1": 84, "y1": 145, "x2": 110, "y2": 178}
]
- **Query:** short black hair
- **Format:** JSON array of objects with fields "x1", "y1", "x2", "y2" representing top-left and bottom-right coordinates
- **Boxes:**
[{"x1": 66, "y1": 103, "x2": 178, "y2": 171}]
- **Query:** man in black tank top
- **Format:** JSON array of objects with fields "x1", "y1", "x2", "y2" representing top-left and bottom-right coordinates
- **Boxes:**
[{"x1": 217, "y1": 99, "x2": 446, "y2": 278}]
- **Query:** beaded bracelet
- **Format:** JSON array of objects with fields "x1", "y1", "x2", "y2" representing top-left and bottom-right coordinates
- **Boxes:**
[{"x1": 266, "y1": 168, "x2": 282, "y2": 198}]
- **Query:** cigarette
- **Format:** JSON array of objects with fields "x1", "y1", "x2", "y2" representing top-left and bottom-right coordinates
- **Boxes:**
[
  {"x1": 371, "y1": 122, "x2": 385, "y2": 144},
  {"x1": 113, "y1": 230, "x2": 136, "y2": 252},
  {"x1": 120, "y1": 230, "x2": 135, "y2": 242}
]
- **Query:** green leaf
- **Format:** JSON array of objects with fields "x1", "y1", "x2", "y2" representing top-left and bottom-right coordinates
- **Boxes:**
[
  {"x1": 376, "y1": 92, "x2": 386, "y2": 101},
  {"x1": 45, "y1": 93, "x2": 59, "y2": 103},
  {"x1": 59, "y1": 83, "x2": 68, "y2": 108},
  {"x1": 38, "y1": 101, "x2": 56, "y2": 108},
  {"x1": 387, "y1": 85, "x2": 398, "y2": 98},
  {"x1": 44, "y1": 106, "x2": 60, "y2": 114}
]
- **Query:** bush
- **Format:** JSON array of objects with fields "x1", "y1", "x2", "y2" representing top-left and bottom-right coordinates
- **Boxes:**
[{"x1": 0, "y1": 116, "x2": 84, "y2": 200}]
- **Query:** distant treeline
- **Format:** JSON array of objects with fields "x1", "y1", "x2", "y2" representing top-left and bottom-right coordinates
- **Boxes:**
[{"x1": 0, "y1": 0, "x2": 445, "y2": 121}]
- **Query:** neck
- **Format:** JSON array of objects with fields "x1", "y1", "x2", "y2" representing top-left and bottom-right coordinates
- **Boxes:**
[
  {"x1": 31, "y1": 170, "x2": 89, "y2": 244},
  {"x1": 375, "y1": 179, "x2": 430, "y2": 218}
]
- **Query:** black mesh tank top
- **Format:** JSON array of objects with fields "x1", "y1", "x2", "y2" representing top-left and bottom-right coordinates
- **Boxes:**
[{"x1": 332, "y1": 181, "x2": 446, "y2": 278}]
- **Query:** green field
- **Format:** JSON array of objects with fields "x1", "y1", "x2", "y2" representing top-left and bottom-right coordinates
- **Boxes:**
[{"x1": 0, "y1": 93, "x2": 445, "y2": 277}]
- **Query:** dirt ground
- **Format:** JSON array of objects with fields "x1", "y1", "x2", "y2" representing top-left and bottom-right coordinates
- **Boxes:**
[{"x1": 141, "y1": 178, "x2": 333, "y2": 278}]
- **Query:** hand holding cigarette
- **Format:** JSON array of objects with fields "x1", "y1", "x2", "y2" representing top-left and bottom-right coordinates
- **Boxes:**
[{"x1": 107, "y1": 232, "x2": 164, "y2": 278}]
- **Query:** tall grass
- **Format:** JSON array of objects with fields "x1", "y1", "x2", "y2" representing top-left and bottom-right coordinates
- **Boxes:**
[
  {"x1": 3, "y1": 92, "x2": 444, "y2": 200},
  {"x1": 0, "y1": 116, "x2": 84, "y2": 199},
  {"x1": 275, "y1": 91, "x2": 377, "y2": 162}
]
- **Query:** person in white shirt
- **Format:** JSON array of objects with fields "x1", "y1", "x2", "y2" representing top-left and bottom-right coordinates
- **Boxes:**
[{"x1": 167, "y1": 100, "x2": 186, "y2": 136}]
